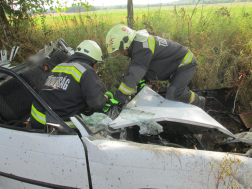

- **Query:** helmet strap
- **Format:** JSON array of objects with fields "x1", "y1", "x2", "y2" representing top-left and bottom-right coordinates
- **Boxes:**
[
  {"x1": 126, "y1": 43, "x2": 133, "y2": 58},
  {"x1": 126, "y1": 48, "x2": 132, "y2": 58},
  {"x1": 91, "y1": 60, "x2": 97, "y2": 68}
]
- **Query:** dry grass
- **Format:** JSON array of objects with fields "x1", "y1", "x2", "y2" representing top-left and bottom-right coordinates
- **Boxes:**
[{"x1": 2, "y1": 2, "x2": 251, "y2": 113}]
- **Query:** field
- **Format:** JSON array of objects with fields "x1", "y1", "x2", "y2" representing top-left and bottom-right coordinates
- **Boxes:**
[{"x1": 6, "y1": 2, "x2": 252, "y2": 113}]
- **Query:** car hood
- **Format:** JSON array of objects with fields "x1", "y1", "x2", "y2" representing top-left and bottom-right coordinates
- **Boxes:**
[{"x1": 108, "y1": 86, "x2": 235, "y2": 138}]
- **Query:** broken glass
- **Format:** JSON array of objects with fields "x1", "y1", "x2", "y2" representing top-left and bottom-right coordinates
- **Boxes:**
[
  {"x1": 81, "y1": 113, "x2": 113, "y2": 133},
  {"x1": 119, "y1": 108, "x2": 163, "y2": 135}
]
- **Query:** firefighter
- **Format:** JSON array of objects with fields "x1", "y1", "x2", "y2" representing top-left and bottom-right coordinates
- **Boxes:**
[
  {"x1": 30, "y1": 40, "x2": 113, "y2": 129},
  {"x1": 105, "y1": 24, "x2": 205, "y2": 110}
]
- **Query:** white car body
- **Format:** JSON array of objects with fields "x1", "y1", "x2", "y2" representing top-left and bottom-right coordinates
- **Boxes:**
[{"x1": 0, "y1": 86, "x2": 252, "y2": 189}]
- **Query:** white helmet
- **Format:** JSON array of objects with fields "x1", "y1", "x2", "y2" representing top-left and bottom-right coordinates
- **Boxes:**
[
  {"x1": 106, "y1": 24, "x2": 136, "y2": 53},
  {"x1": 75, "y1": 40, "x2": 103, "y2": 62}
]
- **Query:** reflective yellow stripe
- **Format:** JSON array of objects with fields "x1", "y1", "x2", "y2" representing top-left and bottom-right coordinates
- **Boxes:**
[
  {"x1": 52, "y1": 66, "x2": 81, "y2": 82},
  {"x1": 104, "y1": 95, "x2": 108, "y2": 100},
  {"x1": 51, "y1": 63, "x2": 86, "y2": 82},
  {"x1": 189, "y1": 91, "x2": 196, "y2": 103},
  {"x1": 31, "y1": 105, "x2": 75, "y2": 128},
  {"x1": 147, "y1": 36, "x2": 155, "y2": 54},
  {"x1": 152, "y1": 36, "x2": 155, "y2": 54},
  {"x1": 65, "y1": 121, "x2": 75, "y2": 128},
  {"x1": 31, "y1": 105, "x2": 46, "y2": 125},
  {"x1": 178, "y1": 50, "x2": 193, "y2": 68},
  {"x1": 119, "y1": 82, "x2": 135, "y2": 95}
]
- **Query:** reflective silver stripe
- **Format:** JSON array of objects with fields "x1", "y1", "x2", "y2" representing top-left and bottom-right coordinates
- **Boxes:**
[
  {"x1": 58, "y1": 63, "x2": 86, "y2": 74},
  {"x1": 65, "y1": 121, "x2": 75, "y2": 128},
  {"x1": 53, "y1": 67, "x2": 81, "y2": 80},
  {"x1": 31, "y1": 108, "x2": 46, "y2": 124},
  {"x1": 52, "y1": 63, "x2": 86, "y2": 82},
  {"x1": 178, "y1": 51, "x2": 193, "y2": 68},
  {"x1": 119, "y1": 84, "x2": 134, "y2": 95},
  {"x1": 189, "y1": 91, "x2": 195, "y2": 104},
  {"x1": 143, "y1": 41, "x2": 149, "y2": 48},
  {"x1": 65, "y1": 121, "x2": 74, "y2": 126}
]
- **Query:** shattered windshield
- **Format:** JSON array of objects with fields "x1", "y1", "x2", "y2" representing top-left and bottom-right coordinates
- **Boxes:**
[
  {"x1": 80, "y1": 109, "x2": 163, "y2": 136},
  {"x1": 81, "y1": 113, "x2": 113, "y2": 133},
  {"x1": 118, "y1": 108, "x2": 163, "y2": 135}
]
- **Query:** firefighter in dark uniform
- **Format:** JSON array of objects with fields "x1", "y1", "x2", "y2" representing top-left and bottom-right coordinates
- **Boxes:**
[
  {"x1": 105, "y1": 24, "x2": 205, "y2": 110},
  {"x1": 30, "y1": 40, "x2": 113, "y2": 129}
]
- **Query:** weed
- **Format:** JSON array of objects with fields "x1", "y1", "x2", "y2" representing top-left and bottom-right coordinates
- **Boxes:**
[
  {"x1": 209, "y1": 155, "x2": 241, "y2": 189},
  {"x1": 1, "y1": 2, "x2": 252, "y2": 112}
]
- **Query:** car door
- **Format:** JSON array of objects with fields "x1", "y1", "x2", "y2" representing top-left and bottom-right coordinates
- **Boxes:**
[
  {"x1": 0, "y1": 66, "x2": 90, "y2": 189},
  {"x1": 0, "y1": 126, "x2": 90, "y2": 188}
]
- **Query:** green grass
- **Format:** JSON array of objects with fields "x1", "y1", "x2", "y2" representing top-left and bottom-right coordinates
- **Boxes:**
[
  {"x1": 5, "y1": 2, "x2": 252, "y2": 113},
  {"x1": 42, "y1": 2, "x2": 252, "y2": 23}
]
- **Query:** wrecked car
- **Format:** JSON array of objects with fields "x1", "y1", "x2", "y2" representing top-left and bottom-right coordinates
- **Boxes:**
[{"x1": 0, "y1": 40, "x2": 251, "y2": 189}]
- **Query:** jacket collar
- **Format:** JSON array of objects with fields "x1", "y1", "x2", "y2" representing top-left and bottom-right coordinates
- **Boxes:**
[{"x1": 67, "y1": 52, "x2": 94, "y2": 66}]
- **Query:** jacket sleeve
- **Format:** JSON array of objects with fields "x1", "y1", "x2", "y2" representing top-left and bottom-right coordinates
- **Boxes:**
[
  {"x1": 99, "y1": 81, "x2": 108, "y2": 94},
  {"x1": 80, "y1": 67, "x2": 107, "y2": 111},
  {"x1": 114, "y1": 44, "x2": 153, "y2": 103}
]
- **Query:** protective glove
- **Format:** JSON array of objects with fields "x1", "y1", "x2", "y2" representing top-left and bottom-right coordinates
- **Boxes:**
[
  {"x1": 103, "y1": 98, "x2": 119, "y2": 113},
  {"x1": 104, "y1": 91, "x2": 113, "y2": 101},
  {"x1": 136, "y1": 76, "x2": 149, "y2": 93}
]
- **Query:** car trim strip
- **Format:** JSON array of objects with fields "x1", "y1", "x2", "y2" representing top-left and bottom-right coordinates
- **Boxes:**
[
  {"x1": 82, "y1": 140, "x2": 93, "y2": 189},
  {"x1": 0, "y1": 171, "x2": 82, "y2": 189}
]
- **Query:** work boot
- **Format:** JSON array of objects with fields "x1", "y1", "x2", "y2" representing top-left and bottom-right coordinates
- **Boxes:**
[
  {"x1": 198, "y1": 96, "x2": 206, "y2": 110},
  {"x1": 191, "y1": 93, "x2": 206, "y2": 110}
]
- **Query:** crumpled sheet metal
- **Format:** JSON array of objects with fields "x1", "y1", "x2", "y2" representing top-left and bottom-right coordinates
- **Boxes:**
[
  {"x1": 239, "y1": 112, "x2": 252, "y2": 129},
  {"x1": 110, "y1": 86, "x2": 235, "y2": 138},
  {"x1": 218, "y1": 132, "x2": 252, "y2": 145}
]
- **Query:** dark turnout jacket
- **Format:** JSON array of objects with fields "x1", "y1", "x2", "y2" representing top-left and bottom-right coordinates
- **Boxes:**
[
  {"x1": 114, "y1": 33, "x2": 194, "y2": 103},
  {"x1": 30, "y1": 53, "x2": 107, "y2": 129}
]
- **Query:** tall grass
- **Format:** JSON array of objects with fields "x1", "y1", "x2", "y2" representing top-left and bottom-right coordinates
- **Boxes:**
[{"x1": 5, "y1": 2, "x2": 252, "y2": 112}]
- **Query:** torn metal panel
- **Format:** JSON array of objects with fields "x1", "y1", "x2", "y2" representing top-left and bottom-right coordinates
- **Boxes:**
[
  {"x1": 109, "y1": 86, "x2": 235, "y2": 138},
  {"x1": 127, "y1": 86, "x2": 165, "y2": 107},
  {"x1": 239, "y1": 112, "x2": 252, "y2": 129},
  {"x1": 217, "y1": 132, "x2": 252, "y2": 145}
]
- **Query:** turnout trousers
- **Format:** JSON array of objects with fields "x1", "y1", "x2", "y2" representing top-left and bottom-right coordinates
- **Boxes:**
[{"x1": 165, "y1": 56, "x2": 199, "y2": 104}]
